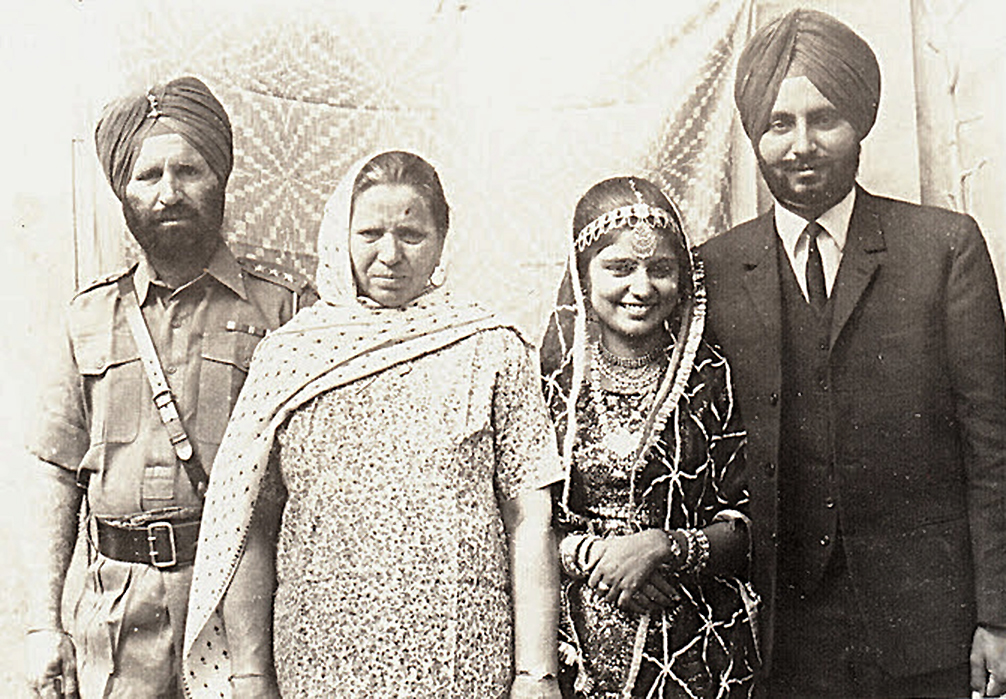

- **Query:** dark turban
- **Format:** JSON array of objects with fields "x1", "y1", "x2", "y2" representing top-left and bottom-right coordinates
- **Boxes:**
[
  {"x1": 94, "y1": 76, "x2": 233, "y2": 200},
  {"x1": 734, "y1": 9, "x2": 881, "y2": 141}
]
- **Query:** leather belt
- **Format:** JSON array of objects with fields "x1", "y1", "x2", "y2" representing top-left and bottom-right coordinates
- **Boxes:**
[{"x1": 94, "y1": 517, "x2": 200, "y2": 568}]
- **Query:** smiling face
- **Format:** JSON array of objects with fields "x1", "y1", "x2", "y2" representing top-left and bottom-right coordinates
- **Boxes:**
[
  {"x1": 587, "y1": 226, "x2": 681, "y2": 357},
  {"x1": 757, "y1": 75, "x2": 860, "y2": 219},
  {"x1": 122, "y1": 133, "x2": 224, "y2": 265},
  {"x1": 349, "y1": 183, "x2": 445, "y2": 307}
]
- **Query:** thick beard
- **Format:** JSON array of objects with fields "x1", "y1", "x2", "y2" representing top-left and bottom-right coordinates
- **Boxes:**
[
  {"x1": 758, "y1": 144, "x2": 860, "y2": 220},
  {"x1": 122, "y1": 189, "x2": 225, "y2": 268}
]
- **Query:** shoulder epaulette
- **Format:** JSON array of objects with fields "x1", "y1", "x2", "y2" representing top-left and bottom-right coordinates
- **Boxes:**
[{"x1": 73, "y1": 264, "x2": 136, "y2": 298}]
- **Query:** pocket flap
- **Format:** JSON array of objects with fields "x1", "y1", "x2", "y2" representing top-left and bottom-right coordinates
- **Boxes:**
[
  {"x1": 200, "y1": 331, "x2": 256, "y2": 372},
  {"x1": 75, "y1": 332, "x2": 139, "y2": 376}
]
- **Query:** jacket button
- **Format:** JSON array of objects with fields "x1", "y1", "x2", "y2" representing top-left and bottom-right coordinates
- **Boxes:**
[
  {"x1": 820, "y1": 535, "x2": 831, "y2": 546},
  {"x1": 769, "y1": 392, "x2": 779, "y2": 406},
  {"x1": 764, "y1": 462, "x2": 776, "y2": 475},
  {"x1": 825, "y1": 497, "x2": 836, "y2": 509}
]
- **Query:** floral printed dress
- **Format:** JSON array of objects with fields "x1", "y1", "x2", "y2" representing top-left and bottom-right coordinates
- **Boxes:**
[{"x1": 265, "y1": 328, "x2": 562, "y2": 697}]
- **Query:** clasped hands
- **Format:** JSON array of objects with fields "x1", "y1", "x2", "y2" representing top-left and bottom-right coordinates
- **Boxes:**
[{"x1": 583, "y1": 529, "x2": 682, "y2": 615}]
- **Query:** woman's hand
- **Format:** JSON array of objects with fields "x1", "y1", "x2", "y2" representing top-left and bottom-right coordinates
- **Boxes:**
[{"x1": 586, "y1": 530, "x2": 679, "y2": 613}]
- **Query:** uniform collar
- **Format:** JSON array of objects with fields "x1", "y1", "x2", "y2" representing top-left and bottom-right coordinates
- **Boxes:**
[
  {"x1": 774, "y1": 186, "x2": 856, "y2": 255},
  {"x1": 134, "y1": 242, "x2": 248, "y2": 303}
]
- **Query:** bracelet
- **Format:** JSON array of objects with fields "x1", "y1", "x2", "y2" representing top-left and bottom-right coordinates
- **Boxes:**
[
  {"x1": 559, "y1": 533, "x2": 587, "y2": 577},
  {"x1": 229, "y1": 672, "x2": 267, "y2": 682},
  {"x1": 664, "y1": 530, "x2": 683, "y2": 569},
  {"x1": 577, "y1": 535, "x2": 598, "y2": 575},
  {"x1": 678, "y1": 528, "x2": 697, "y2": 572},
  {"x1": 515, "y1": 670, "x2": 557, "y2": 682},
  {"x1": 691, "y1": 529, "x2": 710, "y2": 574}
]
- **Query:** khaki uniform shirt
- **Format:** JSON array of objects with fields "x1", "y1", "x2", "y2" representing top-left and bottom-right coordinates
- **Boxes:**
[{"x1": 28, "y1": 244, "x2": 310, "y2": 515}]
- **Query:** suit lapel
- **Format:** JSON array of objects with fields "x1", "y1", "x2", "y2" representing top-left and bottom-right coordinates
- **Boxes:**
[
  {"x1": 829, "y1": 188, "x2": 887, "y2": 347},
  {"x1": 740, "y1": 213, "x2": 783, "y2": 351}
]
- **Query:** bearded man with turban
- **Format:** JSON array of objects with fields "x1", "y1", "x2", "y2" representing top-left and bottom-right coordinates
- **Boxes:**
[
  {"x1": 24, "y1": 76, "x2": 313, "y2": 698},
  {"x1": 698, "y1": 9, "x2": 1006, "y2": 698}
]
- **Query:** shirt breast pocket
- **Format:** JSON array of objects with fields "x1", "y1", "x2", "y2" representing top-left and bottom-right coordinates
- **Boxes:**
[
  {"x1": 197, "y1": 331, "x2": 259, "y2": 444},
  {"x1": 76, "y1": 332, "x2": 142, "y2": 445}
]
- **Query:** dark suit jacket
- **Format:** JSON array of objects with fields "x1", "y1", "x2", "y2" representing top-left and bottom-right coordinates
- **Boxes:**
[{"x1": 697, "y1": 187, "x2": 1006, "y2": 677}]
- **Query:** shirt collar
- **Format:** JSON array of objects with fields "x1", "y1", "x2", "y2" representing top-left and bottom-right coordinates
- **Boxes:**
[
  {"x1": 133, "y1": 242, "x2": 248, "y2": 304},
  {"x1": 774, "y1": 187, "x2": 856, "y2": 255}
]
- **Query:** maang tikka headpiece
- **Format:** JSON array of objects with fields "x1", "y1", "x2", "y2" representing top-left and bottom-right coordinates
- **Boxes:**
[{"x1": 628, "y1": 179, "x2": 659, "y2": 258}]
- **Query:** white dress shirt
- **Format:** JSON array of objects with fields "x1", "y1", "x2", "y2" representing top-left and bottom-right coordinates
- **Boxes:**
[{"x1": 774, "y1": 187, "x2": 856, "y2": 301}]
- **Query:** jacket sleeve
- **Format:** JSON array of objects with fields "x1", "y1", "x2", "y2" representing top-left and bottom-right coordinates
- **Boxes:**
[{"x1": 948, "y1": 217, "x2": 1006, "y2": 627}]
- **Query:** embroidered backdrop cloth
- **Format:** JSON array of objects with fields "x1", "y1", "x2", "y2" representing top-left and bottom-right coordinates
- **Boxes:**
[{"x1": 75, "y1": 0, "x2": 751, "y2": 338}]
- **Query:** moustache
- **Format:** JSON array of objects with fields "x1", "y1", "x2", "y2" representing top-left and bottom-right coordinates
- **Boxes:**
[
  {"x1": 154, "y1": 205, "x2": 200, "y2": 223},
  {"x1": 780, "y1": 157, "x2": 827, "y2": 172}
]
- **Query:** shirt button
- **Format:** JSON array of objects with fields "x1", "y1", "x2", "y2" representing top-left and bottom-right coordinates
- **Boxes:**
[
  {"x1": 171, "y1": 320, "x2": 183, "y2": 329},
  {"x1": 167, "y1": 366, "x2": 176, "y2": 374},
  {"x1": 820, "y1": 535, "x2": 831, "y2": 546}
]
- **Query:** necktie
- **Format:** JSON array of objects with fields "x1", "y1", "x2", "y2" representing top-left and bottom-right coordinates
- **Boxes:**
[{"x1": 804, "y1": 221, "x2": 827, "y2": 312}]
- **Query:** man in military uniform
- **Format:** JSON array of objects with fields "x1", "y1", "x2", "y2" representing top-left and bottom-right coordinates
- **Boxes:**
[{"x1": 24, "y1": 76, "x2": 313, "y2": 698}]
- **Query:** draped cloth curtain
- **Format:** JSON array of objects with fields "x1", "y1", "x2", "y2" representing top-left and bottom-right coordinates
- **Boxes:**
[{"x1": 71, "y1": 0, "x2": 1004, "y2": 335}]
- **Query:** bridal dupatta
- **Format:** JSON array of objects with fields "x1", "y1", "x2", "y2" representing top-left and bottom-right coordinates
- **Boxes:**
[
  {"x1": 182, "y1": 152, "x2": 503, "y2": 697},
  {"x1": 540, "y1": 202, "x2": 758, "y2": 697}
]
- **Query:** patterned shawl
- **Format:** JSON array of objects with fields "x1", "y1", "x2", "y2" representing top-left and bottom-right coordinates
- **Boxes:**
[{"x1": 182, "y1": 150, "x2": 503, "y2": 697}]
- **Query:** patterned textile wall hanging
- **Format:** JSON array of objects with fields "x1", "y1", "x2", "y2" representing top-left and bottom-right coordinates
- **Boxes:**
[{"x1": 75, "y1": 0, "x2": 752, "y2": 337}]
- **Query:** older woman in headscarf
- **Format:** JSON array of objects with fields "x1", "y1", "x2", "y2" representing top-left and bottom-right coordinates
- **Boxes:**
[
  {"x1": 183, "y1": 150, "x2": 563, "y2": 698},
  {"x1": 541, "y1": 177, "x2": 759, "y2": 698}
]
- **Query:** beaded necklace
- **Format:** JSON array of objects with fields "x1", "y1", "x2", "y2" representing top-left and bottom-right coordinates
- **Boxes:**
[{"x1": 589, "y1": 340, "x2": 666, "y2": 459}]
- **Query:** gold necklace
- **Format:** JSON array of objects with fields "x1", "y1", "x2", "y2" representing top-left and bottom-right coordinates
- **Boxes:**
[{"x1": 589, "y1": 341, "x2": 662, "y2": 459}]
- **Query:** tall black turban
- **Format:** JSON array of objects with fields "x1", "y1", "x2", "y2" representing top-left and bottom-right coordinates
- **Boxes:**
[
  {"x1": 734, "y1": 9, "x2": 881, "y2": 141},
  {"x1": 94, "y1": 76, "x2": 233, "y2": 200}
]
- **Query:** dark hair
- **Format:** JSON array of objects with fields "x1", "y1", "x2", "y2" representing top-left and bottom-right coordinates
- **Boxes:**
[
  {"x1": 572, "y1": 176, "x2": 690, "y2": 295},
  {"x1": 351, "y1": 151, "x2": 450, "y2": 236}
]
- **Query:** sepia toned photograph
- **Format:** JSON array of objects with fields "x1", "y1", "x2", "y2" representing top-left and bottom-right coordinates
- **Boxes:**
[{"x1": 2, "y1": 0, "x2": 1004, "y2": 696}]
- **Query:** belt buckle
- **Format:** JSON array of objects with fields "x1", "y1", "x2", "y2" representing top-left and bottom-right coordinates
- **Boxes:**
[{"x1": 146, "y1": 521, "x2": 177, "y2": 568}]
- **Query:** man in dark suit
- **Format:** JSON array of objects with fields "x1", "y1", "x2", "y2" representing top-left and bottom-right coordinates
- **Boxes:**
[{"x1": 698, "y1": 9, "x2": 1006, "y2": 697}]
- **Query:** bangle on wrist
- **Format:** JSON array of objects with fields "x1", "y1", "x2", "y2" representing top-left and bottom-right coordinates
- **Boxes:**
[
  {"x1": 672, "y1": 528, "x2": 710, "y2": 574},
  {"x1": 663, "y1": 530, "x2": 683, "y2": 568},
  {"x1": 229, "y1": 672, "x2": 268, "y2": 681},
  {"x1": 559, "y1": 533, "x2": 587, "y2": 578},
  {"x1": 691, "y1": 528, "x2": 710, "y2": 574},
  {"x1": 577, "y1": 535, "x2": 598, "y2": 574},
  {"x1": 24, "y1": 628, "x2": 68, "y2": 637},
  {"x1": 676, "y1": 528, "x2": 697, "y2": 571}
]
